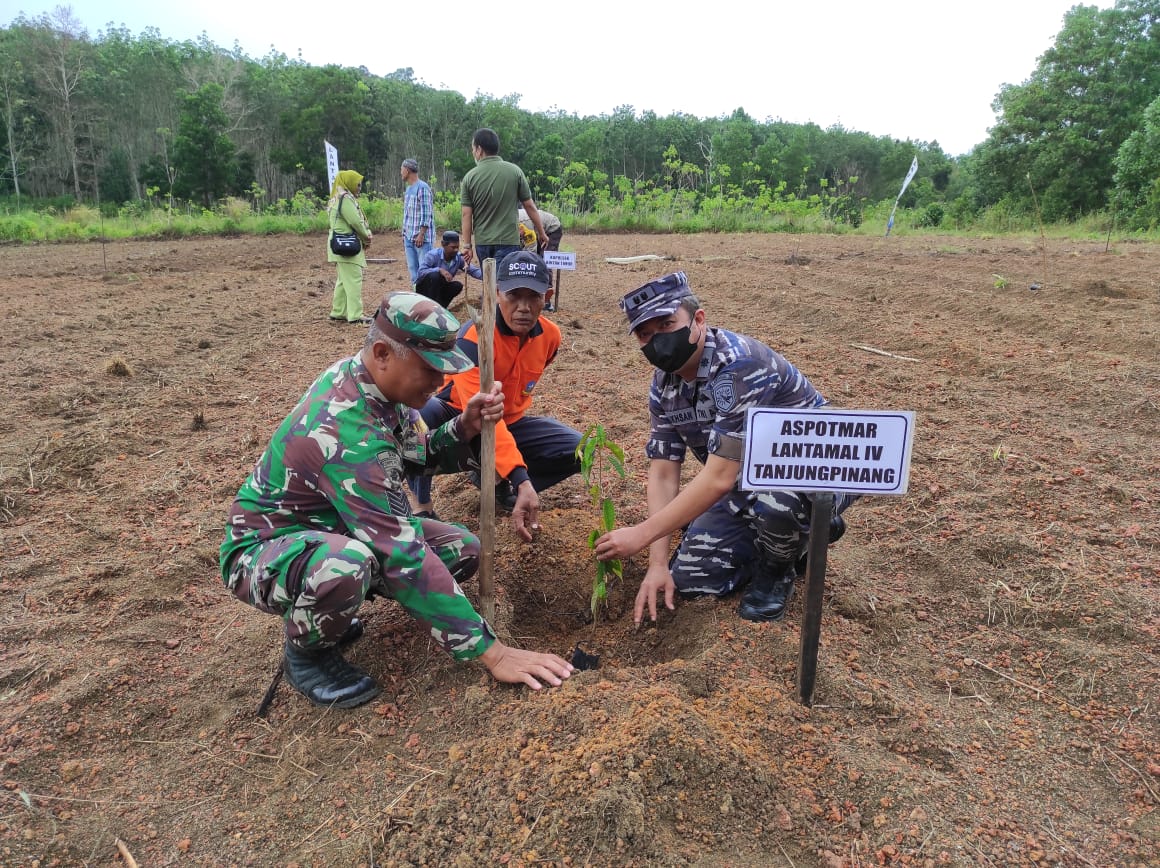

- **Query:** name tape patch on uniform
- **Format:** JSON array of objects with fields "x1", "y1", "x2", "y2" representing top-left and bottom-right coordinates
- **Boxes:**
[{"x1": 712, "y1": 374, "x2": 736, "y2": 412}]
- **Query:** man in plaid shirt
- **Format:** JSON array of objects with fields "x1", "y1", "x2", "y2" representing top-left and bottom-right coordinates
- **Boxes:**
[{"x1": 401, "y1": 158, "x2": 435, "y2": 286}]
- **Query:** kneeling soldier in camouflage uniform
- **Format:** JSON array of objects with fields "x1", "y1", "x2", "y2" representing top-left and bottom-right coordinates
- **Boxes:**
[
  {"x1": 220, "y1": 291, "x2": 573, "y2": 708},
  {"x1": 593, "y1": 273, "x2": 855, "y2": 625}
]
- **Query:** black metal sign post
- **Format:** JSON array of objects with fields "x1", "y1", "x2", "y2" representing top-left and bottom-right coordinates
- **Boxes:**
[
  {"x1": 741, "y1": 407, "x2": 914, "y2": 709},
  {"x1": 796, "y1": 492, "x2": 834, "y2": 707}
]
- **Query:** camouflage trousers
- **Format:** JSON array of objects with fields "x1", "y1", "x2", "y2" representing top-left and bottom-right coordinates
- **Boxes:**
[
  {"x1": 671, "y1": 489, "x2": 857, "y2": 596},
  {"x1": 226, "y1": 517, "x2": 487, "y2": 654}
]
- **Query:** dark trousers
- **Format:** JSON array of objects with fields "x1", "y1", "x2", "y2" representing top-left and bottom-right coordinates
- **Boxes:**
[
  {"x1": 415, "y1": 272, "x2": 464, "y2": 308},
  {"x1": 536, "y1": 230, "x2": 564, "y2": 291},
  {"x1": 503, "y1": 414, "x2": 583, "y2": 489},
  {"x1": 408, "y1": 397, "x2": 581, "y2": 504},
  {"x1": 671, "y1": 491, "x2": 858, "y2": 596},
  {"x1": 538, "y1": 228, "x2": 563, "y2": 255},
  {"x1": 475, "y1": 244, "x2": 520, "y2": 267}
]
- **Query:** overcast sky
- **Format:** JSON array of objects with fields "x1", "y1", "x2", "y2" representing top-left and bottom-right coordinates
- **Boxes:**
[{"x1": 7, "y1": 0, "x2": 1112, "y2": 156}]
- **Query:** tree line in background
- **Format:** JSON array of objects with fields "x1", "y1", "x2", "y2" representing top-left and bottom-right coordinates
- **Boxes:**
[{"x1": 1, "y1": 1, "x2": 1157, "y2": 232}]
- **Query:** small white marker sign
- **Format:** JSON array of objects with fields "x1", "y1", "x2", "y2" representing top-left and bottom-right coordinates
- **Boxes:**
[
  {"x1": 543, "y1": 251, "x2": 576, "y2": 270},
  {"x1": 742, "y1": 408, "x2": 915, "y2": 495}
]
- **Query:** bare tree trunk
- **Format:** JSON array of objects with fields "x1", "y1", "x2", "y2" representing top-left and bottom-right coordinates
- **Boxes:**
[
  {"x1": 129, "y1": 149, "x2": 141, "y2": 201},
  {"x1": 31, "y1": 8, "x2": 90, "y2": 199},
  {"x1": 63, "y1": 87, "x2": 80, "y2": 199},
  {"x1": 1, "y1": 89, "x2": 22, "y2": 201}
]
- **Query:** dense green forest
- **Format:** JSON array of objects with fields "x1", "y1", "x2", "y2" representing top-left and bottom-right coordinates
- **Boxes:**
[{"x1": 1, "y1": 1, "x2": 1158, "y2": 232}]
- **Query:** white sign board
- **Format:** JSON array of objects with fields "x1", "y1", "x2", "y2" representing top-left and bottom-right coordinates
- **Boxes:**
[
  {"x1": 324, "y1": 140, "x2": 339, "y2": 193},
  {"x1": 742, "y1": 408, "x2": 915, "y2": 495},
  {"x1": 543, "y1": 251, "x2": 576, "y2": 270}
]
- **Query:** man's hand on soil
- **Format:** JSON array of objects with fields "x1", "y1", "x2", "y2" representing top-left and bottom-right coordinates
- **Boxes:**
[
  {"x1": 480, "y1": 641, "x2": 573, "y2": 689},
  {"x1": 633, "y1": 564, "x2": 677, "y2": 625},
  {"x1": 511, "y1": 481, "x2": 540, "y2": 542}
]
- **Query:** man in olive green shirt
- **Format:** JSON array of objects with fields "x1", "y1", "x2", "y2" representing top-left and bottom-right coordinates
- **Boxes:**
[{"x1": 460, "y1": 127, "x2": 547, "y2": 267}]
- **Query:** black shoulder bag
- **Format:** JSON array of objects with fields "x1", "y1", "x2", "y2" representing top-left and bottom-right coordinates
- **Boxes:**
[{"x1": 329, "y1": 194, "x2": 362, "y2": 256}]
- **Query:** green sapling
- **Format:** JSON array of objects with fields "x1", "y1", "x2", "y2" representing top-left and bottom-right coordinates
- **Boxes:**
[{"x1": 576, "y1": 424, "x2": 627, "y2": 618}]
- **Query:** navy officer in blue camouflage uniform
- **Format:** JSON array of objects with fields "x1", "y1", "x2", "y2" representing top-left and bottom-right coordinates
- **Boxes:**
[{"x1": 593, "y1": 272, "x2": 856, "y2": 624}]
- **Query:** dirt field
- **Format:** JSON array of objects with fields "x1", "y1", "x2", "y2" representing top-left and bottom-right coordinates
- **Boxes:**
[{"x1": 0, "y1": 230, "x2": 1156, "y2": 867}]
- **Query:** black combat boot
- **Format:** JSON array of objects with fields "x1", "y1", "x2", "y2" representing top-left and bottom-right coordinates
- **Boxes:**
[
  {"x1": 737, "y1": 563, "x2": 796, "y2": 622},
  {"x1": 283, "y1": 642, "x2": 381, "y2": 708}
]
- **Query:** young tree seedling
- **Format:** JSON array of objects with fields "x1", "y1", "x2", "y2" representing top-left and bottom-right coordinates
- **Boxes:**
[{"x1": 576, "y1": 424, "x2": 627, "y2": 619}]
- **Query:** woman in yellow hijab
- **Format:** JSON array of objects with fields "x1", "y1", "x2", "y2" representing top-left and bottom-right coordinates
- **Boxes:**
[{"x1": 327, "y1": 170, "x2": 374, "y2": 324}]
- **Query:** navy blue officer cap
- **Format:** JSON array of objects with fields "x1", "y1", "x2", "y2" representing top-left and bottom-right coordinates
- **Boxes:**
[{"x1": 619, "y1": 271, "x2": 693, "y2": 334}]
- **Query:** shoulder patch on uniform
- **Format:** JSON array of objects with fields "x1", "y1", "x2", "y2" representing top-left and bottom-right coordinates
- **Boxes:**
[
  {"x1": 712, "y1": 373, "x2": 736, "y2": 412},
  {"x1": 376, "y1": 450, "x2": 404, "y2": 485},
  {"x1": 376, "y1": 449, "x2": 412, "y2": 515}
]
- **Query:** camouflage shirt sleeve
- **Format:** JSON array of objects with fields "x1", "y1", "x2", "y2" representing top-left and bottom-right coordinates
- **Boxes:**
[
  {"x1": 645, "y1": 371, "x2": 687, "y2": 462},
  {"x1": 705, "y1": 358, "x2": 765, "y2": 462}
]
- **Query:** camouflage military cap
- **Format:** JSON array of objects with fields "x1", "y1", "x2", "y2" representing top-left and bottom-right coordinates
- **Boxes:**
[
  {"x1": 619, "y1": 271, "x2": 694, "y2": 333},
  {"x1": 372, "y1": 291, "x2": 474, "y2": 373}
]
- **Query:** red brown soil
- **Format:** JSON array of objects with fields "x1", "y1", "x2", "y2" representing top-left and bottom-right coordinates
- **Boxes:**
[{"x1": 0, "y1": 232, "x2": 1156, "y2": 867}]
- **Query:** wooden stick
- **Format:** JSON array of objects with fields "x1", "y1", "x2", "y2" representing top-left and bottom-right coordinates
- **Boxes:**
[
  {"x1": 849, "y1": 343, "x2": 921, "y2": 362},
  {"x1": 964, "y1": 657, "x2": 1045, "y2": 700},
  {"x1": 115, "y1": 838, "x2": 140, "y2": 868},
  {"x1": 1098, "y1": 744, "x2": 1160, "y2": 804},
  {"x1": 256, "y1": 662, "x2": 284, "y2": 719},
  {"x1": 478, "y1": 259, "x2": 498, "y2": 625},
  {"x1": 364, "y1": 257, "x2": 398, "y2": 264}
]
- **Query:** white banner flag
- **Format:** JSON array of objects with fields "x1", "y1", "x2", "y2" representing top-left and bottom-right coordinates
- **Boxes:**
[
  {"x1": 886, "y1": 156, "x2": 919, "y2": 236},
  {"x1": 324, "y1": 140, "x2": 339, "y2": 193}
]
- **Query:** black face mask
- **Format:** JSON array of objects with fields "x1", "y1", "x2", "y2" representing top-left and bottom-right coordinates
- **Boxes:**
[{"x1": 642, "y1": 324, "x2": 699, "y2": 373}]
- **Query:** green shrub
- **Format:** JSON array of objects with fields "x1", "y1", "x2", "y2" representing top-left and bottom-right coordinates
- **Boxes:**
[
  {"x1": 63, "y1": 204, "x2": 100, "y2": 225},
  {"x1": 919, "y1": 203, "x2": 945, "y2": 227},
  {"x1": 119, "y1": 201, "x2": 147, "y2": 220},
  {"x1": 946, "y1": 195, "x2": 978, "y2": 229},
  {"x1": 0, "y1": 215, "x2": 41, "y2": 242},
  {"x1": 216, "y1": 197, "x2": 252, "y2": 220},
  {"x1": 0, "y1": 185, "x2": 1157, "y2": 243}
]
